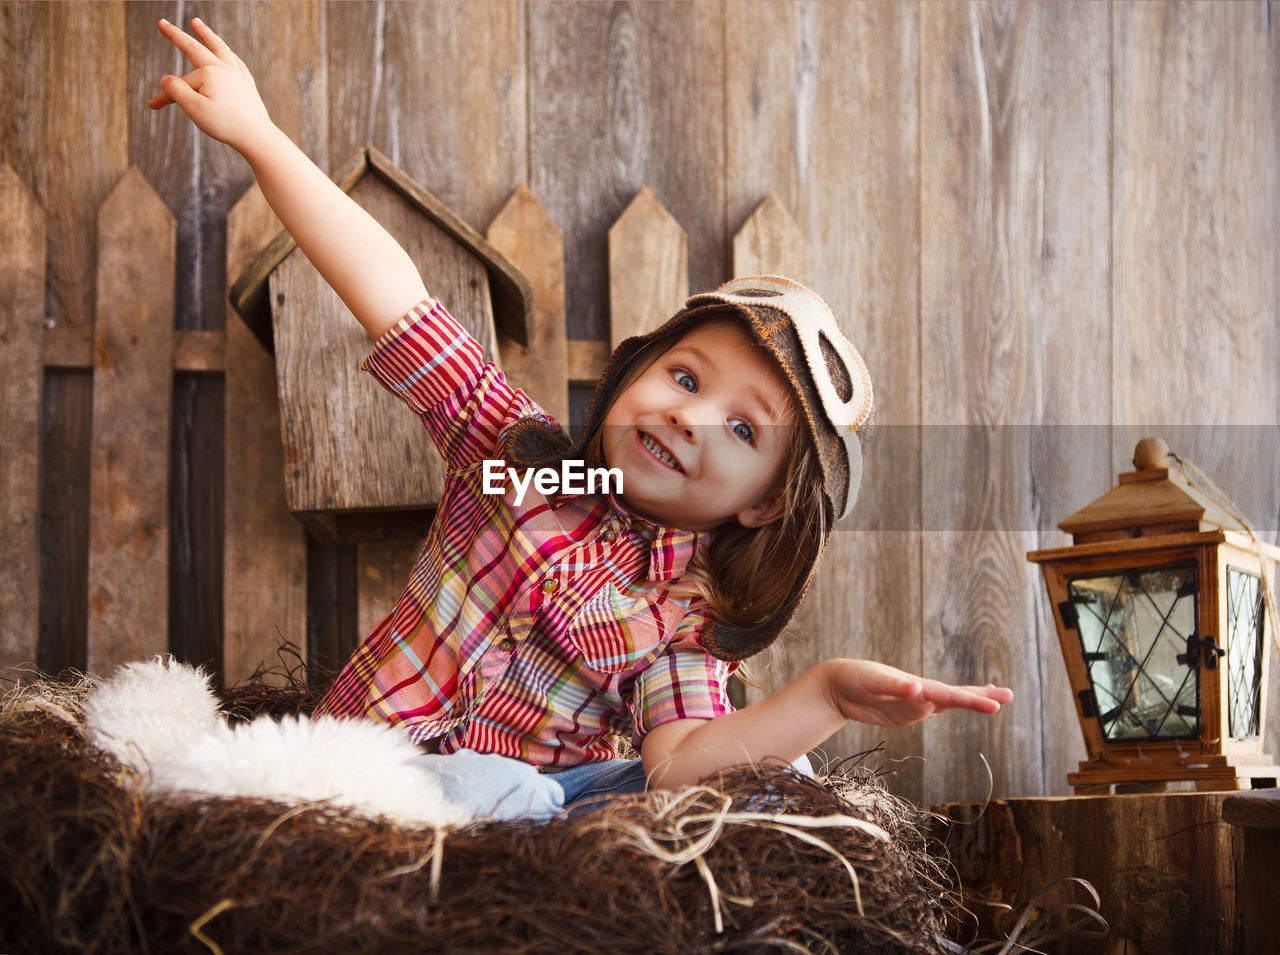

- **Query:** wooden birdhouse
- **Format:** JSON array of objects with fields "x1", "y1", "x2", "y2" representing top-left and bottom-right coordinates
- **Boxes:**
[
  {"x1": 231, "y1": 148, "x2": 533, "y2": 541},
  {"x1": 1028, "y1": 438, "x2": 1280, "y2": 793}
]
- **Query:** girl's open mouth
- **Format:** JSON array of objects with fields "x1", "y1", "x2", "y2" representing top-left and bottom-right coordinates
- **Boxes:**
[{"x1": 637, "y1": 431, "x2": 684, "y2": 472}]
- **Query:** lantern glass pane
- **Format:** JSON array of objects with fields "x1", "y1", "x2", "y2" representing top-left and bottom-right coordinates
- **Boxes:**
[
  {"x1": 1226, "y1": 567, "x2": 1264, "y2": 740},
  {"x1": 1068, "y1": 562, "x2": 1199, "y2": 741}
]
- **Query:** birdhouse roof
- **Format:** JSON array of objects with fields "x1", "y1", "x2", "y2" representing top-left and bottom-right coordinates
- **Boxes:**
[{"x1": 230, "y1": 146, "x2": 532, "y2": 352}]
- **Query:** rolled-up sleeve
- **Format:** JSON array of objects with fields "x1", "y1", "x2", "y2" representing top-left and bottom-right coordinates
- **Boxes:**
[
  {"x1": 630, "y1": 607, "x2": 737, "y2": 749},
  {"x1": 362, "y1": 297, "x2": 545, "y2": 469}
]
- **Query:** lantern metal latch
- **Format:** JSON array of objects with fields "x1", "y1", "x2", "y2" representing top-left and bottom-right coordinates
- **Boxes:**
[
  {"x1": 1176, "y1": 634, "x2": 1225, "y2": 670},
  {"x1": 1057, "y1": 601, "x2": 1078, "y2": 630},
  {"x1": 1077, "y1": 688, "x2": 1099, "y2": 719}
]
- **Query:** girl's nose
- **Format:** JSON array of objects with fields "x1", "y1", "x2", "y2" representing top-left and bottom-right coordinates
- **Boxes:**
[{"x1": 666, "y1": 403, "x2": 702, "y2": 440}]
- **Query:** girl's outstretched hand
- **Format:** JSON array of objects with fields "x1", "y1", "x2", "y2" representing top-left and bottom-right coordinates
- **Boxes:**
[
  {"x1": 148, "y1": 18, "x2": 274, "y2": 153},
  {"x1": 825, "y1": 659, "x2": 1013, "y2": 728}
]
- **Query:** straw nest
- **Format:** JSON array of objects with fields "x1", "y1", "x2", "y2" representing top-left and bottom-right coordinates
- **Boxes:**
[{"x1": 1, "y1": 663, "x2": 960, "y2": 954}]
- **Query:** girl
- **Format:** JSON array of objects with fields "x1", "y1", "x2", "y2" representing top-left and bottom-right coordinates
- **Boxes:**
[{"x1": 151, "y1": 18, "x2": 1012, "y2": 820}]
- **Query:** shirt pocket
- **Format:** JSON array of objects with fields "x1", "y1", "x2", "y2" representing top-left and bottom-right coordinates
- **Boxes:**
[{"x1": 566, "y1": 584, "x2": 667, "y2": 675}]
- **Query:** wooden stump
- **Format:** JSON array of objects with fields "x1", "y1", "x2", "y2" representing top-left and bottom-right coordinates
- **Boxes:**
[
  {"x1": 1222, "y1": 788, "x2": 1280, "y2": 955},
  {"x1": 935, "y1": 792, "x2": 1242, "y2": 954}
]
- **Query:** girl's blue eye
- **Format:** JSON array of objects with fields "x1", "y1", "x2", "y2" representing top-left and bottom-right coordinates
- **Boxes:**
[
  {"x1": 674, "y1": 370, "x2": 696, "y2": 392},
  {"x1": 732, "y1": 420, "x2": 755, "y2": 443}
]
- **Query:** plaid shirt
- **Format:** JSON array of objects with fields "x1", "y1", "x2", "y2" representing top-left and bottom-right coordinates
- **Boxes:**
[{"x1": 318, "y1": 298, "x2": 737, "y2": 767}]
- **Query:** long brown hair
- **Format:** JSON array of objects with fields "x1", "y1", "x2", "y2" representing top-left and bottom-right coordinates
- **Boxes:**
[{"x1": 580, "y1": 322, "x2": 834, "y2": 629}]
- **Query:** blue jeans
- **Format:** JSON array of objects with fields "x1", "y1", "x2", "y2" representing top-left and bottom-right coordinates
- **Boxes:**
[{"x1": 423, "y1": 749, "x2": 814, "y2": 822}]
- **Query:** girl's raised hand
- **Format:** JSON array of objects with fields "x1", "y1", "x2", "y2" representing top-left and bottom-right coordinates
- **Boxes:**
[
  {"x1": 826, "y1": 659, "x2": 1014, "y2": 729},
  {"x1": 148, "y1": 19, "x2": 274, "y2": 153}
]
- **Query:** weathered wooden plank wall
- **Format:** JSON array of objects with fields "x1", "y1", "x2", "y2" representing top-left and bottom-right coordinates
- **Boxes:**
[
  {"x1": 2, "y1": 0, "x2": 1278, "y2": 809},
  {"x1": 920, "y1": 1, "x2": 1111, "y2": 804}
]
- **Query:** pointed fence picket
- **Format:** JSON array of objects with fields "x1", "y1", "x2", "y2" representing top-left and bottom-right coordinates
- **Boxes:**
[
  {"x1": 487, "y1": 185, "x2": 569, "y2": 427},
  {"x1": 733, "y1": 194, "x2": 812, "y2": 284},
  {"x1": 86, "y1": 168, "x2": 176, "y2": 674},
  {"x1": 0, "y1": 165, "x2": 47, "y2": 672},
  {"x1": 608, "y1": 187, "x2": 689, "y2": 348}
]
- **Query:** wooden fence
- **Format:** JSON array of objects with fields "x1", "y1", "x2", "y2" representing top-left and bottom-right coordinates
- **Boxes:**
[{"x1": 0, "y1": 160, "x2": 812, "y2": 685}]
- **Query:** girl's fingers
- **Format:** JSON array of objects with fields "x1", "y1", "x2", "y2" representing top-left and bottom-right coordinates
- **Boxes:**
[
  {"x1": 946, "y1": 682, "x2": 1014, "y2": 701},
  {"x1": 157, "y1": 17, "x2": 219, "y2": 69},
  {"x1": 190, "y1": 18, "x2": 237, "y2": 64},
  {"x1": 924, "y1": 682, "x2": 1005, "y2": 712},
  {"x1": 158, "y1": 74, "x2": 202, "y2": 114}
]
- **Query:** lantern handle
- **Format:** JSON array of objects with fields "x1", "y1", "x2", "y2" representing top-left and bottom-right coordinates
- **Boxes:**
[{"x1": 1168, "y1": 450, "x2": 1279, "y2": 663}]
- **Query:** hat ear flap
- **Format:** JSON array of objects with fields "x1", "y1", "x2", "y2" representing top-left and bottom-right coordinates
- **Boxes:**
[
  {"x1": 789, "y1": 303, "x2": 872, "y2": 439},
  {"x1": 496, "y1": 416, "x2": 573, "y2": 470},
  {"x1": 700, "y1": 618, "x2": 778, "y2": 662}
]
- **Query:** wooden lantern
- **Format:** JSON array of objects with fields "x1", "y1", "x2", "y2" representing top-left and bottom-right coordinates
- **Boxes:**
[
  {"x1": 1028, "y1": 438, "x2": 1280, "y2": 794},
  {"x1": 230, "y1": 147, "x2": 533, "y2": 542}
]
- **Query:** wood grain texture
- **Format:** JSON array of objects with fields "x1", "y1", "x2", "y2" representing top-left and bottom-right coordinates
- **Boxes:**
[
  {"x1": 920, "y1": 2, "x2": 1110, "y2": 805},
  {"x1": 357, "y1": 540, "x2": 420, "y2": 640},
  {"x1": 169, "y1": 375, "x2": 225, "y2": 676},
  {"x1": 939, "y1": 792, "x2": 1240, "y2": 954},
  {"x1": 530, "y1": 1, "x2": 726, "y2": 349},
  {"x1": 731, "y1": 193, "x2": 810, "y2": 284},
  {"x1": 1112, "y1": 0, "x2": 1280, "y2": 773},
  {"x1": 272, "y1": 172, "x2": 496, "y2": 515},
  {"x1": 87, "y1": 169, "x2": 176, "y2": 673},
  {"x1": 327, "y1": 0, "x2": 525, "y2": 235},
  {"x1": 608, "y1": 187, "x2": 689, "y2": 345},
  {"x1": 0, "y1": 1, "x2": 127, "y2": 338},
  {"x1": 727, "y1": 0, "x2": 925, "y2": 802},
  {"x1": 307, "y1": 536, "x2": 358, "y2": 681},
  {"x1": 566, "y1": 339, "x2": 609, "y2": 387},
  {"x1": 488, "y1": 186, "x2": 570, "y2": 425},
  {"x1": 1223, "y1": 787, "x2": 1280, "y2": 954},
  {"x1": 224, "y1": 184, "x2": 306, "y2": 686},
  {"x1": 37, "y1": 370, "x2": 92, "y2": 676},
  {"x1": 0, "y1": 164, "x2": 46, "y2": 671}
]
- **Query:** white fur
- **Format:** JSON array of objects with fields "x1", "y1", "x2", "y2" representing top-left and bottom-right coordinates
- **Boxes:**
[
  {"x1": 82, "y1": 657, "x2": 468, "y2": 828},
  {"x1": 83, "y1": 656, "x2": 224, "y2": 773}
]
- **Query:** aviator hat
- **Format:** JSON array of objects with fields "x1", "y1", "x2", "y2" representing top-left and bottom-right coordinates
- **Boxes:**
[{"x1": 498, "y1": 275, "x2": 874, "y2": 661}]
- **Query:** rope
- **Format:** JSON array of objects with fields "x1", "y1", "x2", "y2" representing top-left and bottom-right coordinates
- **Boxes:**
[{"x1": 1167, "y1": 451, "x2": 1280, "y2": 662}]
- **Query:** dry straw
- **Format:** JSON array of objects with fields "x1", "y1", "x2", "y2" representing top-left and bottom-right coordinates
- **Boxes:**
[{"x1": 0, "y1": 655, "x2": 1096, "y2": 953}]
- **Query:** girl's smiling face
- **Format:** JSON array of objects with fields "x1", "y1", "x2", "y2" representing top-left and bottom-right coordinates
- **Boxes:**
[{"x1": 601, "y1": 319, "x2": 797, "y2": 532}]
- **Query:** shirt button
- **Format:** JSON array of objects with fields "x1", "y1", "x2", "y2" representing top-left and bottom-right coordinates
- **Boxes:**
[
  {"x1": 600, "y1": 528, "x2": 617, "y2": 543},
  {"x1": 540, "y1": 578, "x2": 559, "y2": 594},
  {"x1": 499, "y1": 636, "x2": 516, "y2": 652}
]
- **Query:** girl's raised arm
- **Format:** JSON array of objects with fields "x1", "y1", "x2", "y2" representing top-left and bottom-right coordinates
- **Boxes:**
[{"x1": 150, "y1": 18, "x2": 426, "y2": 340}]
